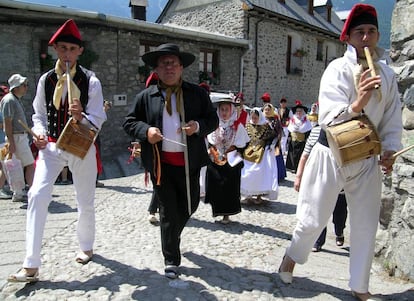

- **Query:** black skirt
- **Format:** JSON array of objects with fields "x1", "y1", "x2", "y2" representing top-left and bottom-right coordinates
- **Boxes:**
[{"x1": 205, "y1": 161, "x2": 243, "y2": 217}]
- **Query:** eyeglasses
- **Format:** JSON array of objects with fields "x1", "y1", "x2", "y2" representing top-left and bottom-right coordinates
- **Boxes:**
[{"x1": 158, "y1": 60, "x2": 181, "y2": 68}]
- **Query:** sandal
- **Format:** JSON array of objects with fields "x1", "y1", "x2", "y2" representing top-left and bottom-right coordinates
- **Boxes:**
[
  {"x1": 351, "y1": 291, "x2": 383, "y2": 301},
  {"x1": 75, "y1": 250, "x2": 93, "y2": 264},
  {"x1": 278, "y1": 255, "x2": 295, "y2": 284},
  {"x1": 8, "y1": 268, "x2": 39, "y2": 283}
]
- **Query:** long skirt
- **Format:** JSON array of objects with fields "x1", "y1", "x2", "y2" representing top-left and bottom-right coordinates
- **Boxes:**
[
  {"x1": 205, "y1": 161, "x2": 243, "y2": 217},
  {"x1": 241, "y1": 147, "x2": 279, "y2": 200},
  {"x1": 276, "y1": 153, "x2": 286, "y2": 180},
  {"x1": 286, "y1": 139, "x2": 306, "y2": 173}
]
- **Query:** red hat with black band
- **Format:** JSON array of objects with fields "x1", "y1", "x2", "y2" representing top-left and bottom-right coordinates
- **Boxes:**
[
  {"x1": 49, "y1": 19, "x2": 82, "y2": 46},
  {"x1": 340, "y1": 4, "x2": 378, "y2": 42}
]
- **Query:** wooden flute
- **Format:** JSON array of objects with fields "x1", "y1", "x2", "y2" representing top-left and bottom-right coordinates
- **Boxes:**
[{"x1": 363, "y1": 47, "x2": 380, "y2": 89}]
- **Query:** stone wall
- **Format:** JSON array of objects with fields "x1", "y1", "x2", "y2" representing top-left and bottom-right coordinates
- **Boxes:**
[
  {"x1": 0, "y1": 18, "x2": 244, "y2": 172},
  {"x1": 376, "y1": 0, "x2": 414, "y2": 281}
]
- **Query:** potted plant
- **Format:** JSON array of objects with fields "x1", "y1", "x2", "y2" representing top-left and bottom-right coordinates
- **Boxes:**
[
  {"x1": 293, "y1": 48, "x2": 307, "y2": 57},
  {"x1": 138, "y1": 65, "x2": 151, "y2": 82},
  {"x1": 198, "y1": 70, "x2": 219, "y2": 85}
]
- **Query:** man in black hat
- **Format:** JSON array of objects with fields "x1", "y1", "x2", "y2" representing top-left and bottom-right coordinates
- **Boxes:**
[
  {"x1": 123, "y1": 43, "x2": 218, "y2": 279},
  {"x1": 278, "y1": 4, "x2": 402, "y2": 301}
]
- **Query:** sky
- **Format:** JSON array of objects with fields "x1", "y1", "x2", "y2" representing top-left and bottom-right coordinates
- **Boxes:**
[
  {"x1": 14, "y1": 0, "x2": 394, "y2": 48},
  {"x1": 15, "y1": 0, "x2": 167, "y2": 22}
]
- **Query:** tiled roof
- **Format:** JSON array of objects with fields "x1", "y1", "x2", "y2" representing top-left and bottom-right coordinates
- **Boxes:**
[{"x1": 248, "y1": 0, "x2": 343, "y2": 35}]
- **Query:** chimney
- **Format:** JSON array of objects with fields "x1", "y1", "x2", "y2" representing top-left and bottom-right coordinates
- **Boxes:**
[
  {"x1": 308, "y1": 0, "x2": 314, "y2": 15},
  {"x1": 327, "y1": 3, "x2": 332, "y2": 23},
  {"x1": 129, "y1": 0, "x2": 148, "y2": 21}
]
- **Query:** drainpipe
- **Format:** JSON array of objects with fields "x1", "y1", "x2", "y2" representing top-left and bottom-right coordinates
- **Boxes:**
[{"x1": 254, "y1": 17, "x2": 265, "y2": 107}]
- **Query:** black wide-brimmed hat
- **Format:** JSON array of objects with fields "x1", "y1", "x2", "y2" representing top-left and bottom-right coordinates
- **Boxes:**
[
  {"x1": 142, "y1": 43, "x2": 195, "y2": 68},
  {"x1": 292, "y1": 100, "x2": 308, "y2": 114}
]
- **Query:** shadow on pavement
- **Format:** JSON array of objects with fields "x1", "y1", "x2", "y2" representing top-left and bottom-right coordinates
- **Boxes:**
[
  {"x1": 188, "y1": 217, "x2": 292, "y2": 240},
  {"x1": 12, "y1": 254, "x2": 218, "y2": 300}
]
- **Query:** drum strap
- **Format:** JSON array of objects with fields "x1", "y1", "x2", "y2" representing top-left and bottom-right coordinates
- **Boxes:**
[{"x1": 318, "y1": 129, "x2": 329, "y2": 147}]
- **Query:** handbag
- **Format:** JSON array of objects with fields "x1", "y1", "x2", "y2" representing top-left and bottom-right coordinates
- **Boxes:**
[{"x1": 2, "y1": 153, "x2": 25, "y2": 193}]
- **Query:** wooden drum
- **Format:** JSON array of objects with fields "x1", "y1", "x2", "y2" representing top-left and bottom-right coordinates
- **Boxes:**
[
  {"x1": 326, "y1": 115, "x2": 381, "y2": 167},
  {"x1": 56, "y1": 118, "x2": 97, "y2": 159}
]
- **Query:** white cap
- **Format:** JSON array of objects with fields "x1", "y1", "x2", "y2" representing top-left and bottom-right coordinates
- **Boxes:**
[{"x1": 8, "y1": 74, "x2": 27, "y2": 91}]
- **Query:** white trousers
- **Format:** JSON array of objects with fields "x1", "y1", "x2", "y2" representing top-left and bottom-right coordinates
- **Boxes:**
[
  {"x1": 23, "y1": 142, "x2": 97, "y2": 268},
  {"x1": 281, "y1": 127, "x2": 289, "y2": 155},
  {"x1": 286, "y1": 143, "x2": 381, "y2": 293}
]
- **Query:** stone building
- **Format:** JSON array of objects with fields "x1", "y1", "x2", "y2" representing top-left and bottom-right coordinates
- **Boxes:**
[
  {"x1": 0, "y1": 0, "x2": 345, "y2": 176},
  {"x1": 0, "y1": 0, "x2": 248, "y2": 176},
  {"x1": 157, "y1": 0, "x2": 345, "y2": 106}
]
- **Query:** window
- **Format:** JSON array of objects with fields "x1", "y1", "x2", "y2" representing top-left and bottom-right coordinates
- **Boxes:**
[
  {"x1": 138, "y1": 40, "x2": 159, "y2": 82},
  {"x1": 199, "y1": 49, "x2": 219, "y2": 84},
  {"x1": 286, "y1": 34, "x2": 303, "y2": 75},
  {"x1": 39, "y1": 40, "x2": 57, "y2": 73},
  {"x1": 316, "y1": 40, "x2": 323, "y2": 61}
]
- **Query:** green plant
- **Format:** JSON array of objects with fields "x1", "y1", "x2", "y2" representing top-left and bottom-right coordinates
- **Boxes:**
[
  {"x1": 199, "y1": 70, "x2": 219, "y2": 84},
  {"x1": 39, "y1": 53, "x2": 54, "y2": 72},
  {"x1": 79, "y1": 49, "x2": 99, "y2": 69},
  {"x1": 138, "y1": 64, "x2": 151, "y2": 77},
  {"x1": 293, "y1": 48, "x2": 308, "y2": 57}
]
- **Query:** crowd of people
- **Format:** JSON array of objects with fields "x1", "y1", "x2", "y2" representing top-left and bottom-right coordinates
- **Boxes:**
[{"x1": 4, "y1": 3, "x2": 404, "y2": 301}]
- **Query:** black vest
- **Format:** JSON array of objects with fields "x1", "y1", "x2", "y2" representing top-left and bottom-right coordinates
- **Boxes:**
[
  {"x1": 280, "y1": 107, "x2": 291, "y2": 127},
  {"x1": 44, "y1": 65, "x2": 91, "y2": 139}
]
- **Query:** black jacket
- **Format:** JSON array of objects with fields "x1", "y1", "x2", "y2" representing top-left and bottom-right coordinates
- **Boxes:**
[{"x1": 123, "y1": 81, "x2": 218, "y2": 173}]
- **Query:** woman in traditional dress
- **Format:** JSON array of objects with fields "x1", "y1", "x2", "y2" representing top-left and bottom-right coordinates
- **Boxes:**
[
  {"x1": 285, "y1": 100, "x2": 312, "y2": 173},
  {"x1": 205, "y1": 97, "x2": 250, "y2": 224},
  {"x1": 263, "y1": 103, "x2": 286, "y2": 181},
  {"x1": 241, "y1": 108, "x2": 278, "y2": 204},
  {"x1": 307, "y1": 102, "x2": 319, "y2": 128}
]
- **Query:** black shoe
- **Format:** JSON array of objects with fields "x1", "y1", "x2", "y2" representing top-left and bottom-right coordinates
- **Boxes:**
[
  {"x1": 164, "y1": 265, "x2": 179, "y2": 279},
  {"x1": 336, "y1": 235, "x2": 344, "y2": 246},
  {"x1": 312, "y1": 245, "x2": 322, "y2": 252}
]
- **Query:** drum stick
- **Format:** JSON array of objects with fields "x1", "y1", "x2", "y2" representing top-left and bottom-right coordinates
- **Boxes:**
[
  {"x1": 162, "y1": 137, "x2": 186, "y2": 147},
  {"x1": 363, "y1": 47, "x2": 380, "y2": 89},
  {"x1": 65, "y1": 61, "x2": 73, "y2": 105},
  {"x1": 17, "y1": 119, "x2": 40, "y2": 140},
  {"x1": 392, "y1": 144, "x2": 414, "y2": 159}
]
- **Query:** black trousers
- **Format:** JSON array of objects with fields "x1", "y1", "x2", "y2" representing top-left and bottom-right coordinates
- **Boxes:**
[
  {"x1": 152, "y1": 163, "x2": 201, "y2": 266},
  {"x1": 315, "y1": 193, "x2": 348, "y2": 247},
  {"x1": 148, "y1": 191, "x2": 159, "y2": 214}
]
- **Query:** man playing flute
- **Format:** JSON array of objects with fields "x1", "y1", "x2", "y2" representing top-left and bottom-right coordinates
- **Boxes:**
[
  {"x1": 8, "y1": 19, "x2": 106, "y2": 282},
  {"x1": 278, "y1": 4, "x2": 402, "y2": 301}
]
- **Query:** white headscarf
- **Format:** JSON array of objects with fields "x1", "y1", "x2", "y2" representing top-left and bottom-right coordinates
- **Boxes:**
[
  {"x1": 249, "y1": 107, "x2": 267, "y2": 125},
  {"x1": 208, "y1": 101, "x2": 249, "y2": 149}
]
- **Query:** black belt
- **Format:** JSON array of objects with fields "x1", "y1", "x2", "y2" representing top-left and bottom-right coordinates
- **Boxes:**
[
  {"x1": 13, "y1": 132, "x2": 26, "y2": 134},
  {"x1": 318, "y1": 129, "x2": 329, "y2": 148}
]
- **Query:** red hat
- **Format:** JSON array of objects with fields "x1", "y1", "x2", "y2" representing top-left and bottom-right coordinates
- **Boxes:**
[
  {"x1": 199, "y1": 82, "x2": 211, "y2": 93},
  {"x1": 340, "y1": 4, "x2": 378, "y2": 42},
  {"x1": 145, "y1": 72, "x2": 159, "y2": 88},
  {"x1": 261, "y1": 92, "x2": 271, "y2": 103},
  {"x1": 49, "y1": 19, "x2": 82, "y2": 46}
]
